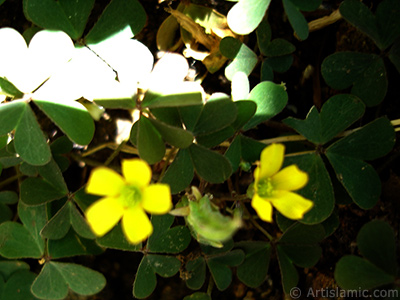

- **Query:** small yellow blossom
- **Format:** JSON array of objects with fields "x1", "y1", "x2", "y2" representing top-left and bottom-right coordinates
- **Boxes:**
[
  {"x1": 85, "y1": 159, "x2": 172, "y2": 244},
  {"x1": 251, "y1": 144, "x2": 313, "y2": 222}
]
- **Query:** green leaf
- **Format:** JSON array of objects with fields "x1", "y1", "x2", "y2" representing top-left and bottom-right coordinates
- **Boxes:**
[
  {"x1": 41, "y1": 201, "x2": 95, "y2": 240},
  {"x1": 240, "y1": 135, "x2": 267, "y2": 163},
  {"x1": 0, "y1": 101, "x2": 25, "y2": 136},
  {"x1": 0, "y1": 77, "x2": 24, "y2": 98},
  {"x1": 34, "y1": 100, "x2": 95, "y2": 145},
  {"x1": 265, "y1": 55, "x2": 294, "y2": 73},
  {"x1": 256, "y1": 19, "x2": 272, "y2": 55},
  {"x1": 227, "y1": 0, "x2": 272, "y2": 35},
  {"x1": 220, "y1": 37, "x2": 258, "y2": 81},
  {"x1": 325, "y1": 153, "x2": 381, "y2": 209},
  {"x1": 224, "y1": 135, "x2": 241, "y2": 172},
  {"x1": 161, "y1": 149, "x2": 194, "y2": 194},
  {"x1": 376, "y1": 0, "x2": 400, "y2": 50},
  {"x1": 326, "y1": 117, "x2": 395, "y2": 161},
  {"x1": 206, "y1": 249, "x2": 245, "y2": 291},
  {"x1": 31, "y1": 262, "x2": 106, "y2": 299},
  {"x1": 196, "y1": 127, "x2": 235, "y2": 148},
  {"x1": 0, "y1": 202, "x2": 47, "y2": 258},
  {"x1": 243, "y1": 81, "x2": 288, "y2": 130},
  {"x1": 321, "y1": 52, "x2": 387, "y2": 106},
  {"x1": 14, "y1": 104, "x2": 51, "y2": 166},
  {"x1": 149, "y1": 118, "x2": 193, "y2": 148},
  {"x1": 133, "y1": 254, "x2": 181, "y2": 299},
  {"x1": 0, "y1": 270, "x2": 38, "y2": 300},
  {"x1": 0, "y1": 261, "x2": 30, "y2": 281},
  {"x1": 143, "y1": 92, "x2": 203, "y2": 108},
  {"x1": 97, "y1": 223, "x2": 142, "y2": 251},
  {"x1": 284, "y1": 153, "x2": 334, "y2": 224},
  {"x1": 23, "y1": 0, "x2": 94, "y2": 40},
  {"x1": 389, "y1": 40, "x2": 400, "y2": 74},
  {"x1": 37, "y1": 158, "x2": 68, "y2": 194},
  {"x1": 183, "y1": 292, "x2": 211, "y2": 300},
  {"x1": 188, "y1": 144, "x2": 232, "y2": 183},
  {"x1": 235, "y1": 241, "x2": 271, "y2": 288},
  {"x1": 283, "y1": 0, "x2": 309, "y2": 40},
  {"x1": 0, "y1": 191, "x2": 18, "y2": 204},
  {"x1": 132, "y1": 256, "x2": 157, "y2": 299},
  {"x1": 357, "y1": 220, "x2": 397, "y2": 276},
  {"x1": 48, "y1": 229, "x2": 103, "y2": 258},
  {"x1": 263, "y1": 38, "x2": 296, "y2": 57},
  {"x1": 148, "y1": 214, "x2": 191, "y2": 254},
  {"x1": 284, "y1": 94, "x2": 365, "y2": 144},
  {"x1": 231, "y1": 100, "x2": 257, "y2": 130},
  {"x1": 147, "y1": 254, "x2": 181, "y2": 277},
  {"x1": 0, "y1": 222, "x2": 44, "y2": 258},
  {"x1": 185, "y1": 257, "x2": 206, "y2": 290},
  {"x1": 193, "y1": 98, "x2": 237, "y2": 135},
  {"x1": 0, "y1": 203, "x2": 47, "y2": 258},
  {"x1": 20, "y1": 177, "x2": 67, "y2": 205},
  {"x1": 339, "y1": 0, "x2": 380, "y2": 48},
  {"x1": 334, "y1": 255, "x2": 395, "y2": 290},
  {"x1": 84, "y1": 0, "x2": 146, "y2": 43},
  {"x1": 137, "y1": 116, "x2": 165, "y2": 164},
  {"x1": 276, "y1": 245, "x2": 299, "y2": 294}
]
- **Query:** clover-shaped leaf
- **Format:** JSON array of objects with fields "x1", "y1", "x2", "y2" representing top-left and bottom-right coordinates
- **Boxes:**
[
  {"x1": 335, "y1": 220, "x2": 397, "y2": 290},
  {"x1": 23, "y1": 0, "x2": 94, "y2": 40},
  {"x1": 284, "y1": 94, "x2": 365, "y2": 144},
  {"x1": 0, "y1": 270, "x2": 39, "y2": 300},
  {"x1": 31, "y1": 262, "x2": 106, "y2": 300},
  {"x1": 321, "y1": 52, "x2": 387, "y2": 107},
  {"x1": 133, "y1": 254, "x2": 181, "y2": 299},
  {"x1": 41, "y1": 201, "x2": 95, "y2": 240},
  {"x1": 340, "y1": 0, "x2": 400, "y2": 50},
  {"x1": 47, "y1": 229, "x2": 103, "y2": 259},
  {"x1": 0, "y1": 202, "x2": 47, "y2": 258},
  {"x1": 282, "y1": 0, "x2": 322, "y2": 40},
  {"x1": 277, "y1": 223, "x2": 325, "y2": 293},
  {"x1": 235, "y1": 241, "x2": 271, "y2": 288},
  {"x1": 283, "y1": 153, "x2": 334, "y2": 224},
  {"x1": 326, "y1": 117, "x2": 395, "y2": 209},
  {"x1": 147, "y1": 214, "x2": 191, "y2": 254},
  {"x1": 185, "y1": 256, "x2": 207, "y2": 290},
  {"x1": 205, "y1": 249, "x2": 245, "y2": 291},
  {"x1": 220, "y1": 37, "x2": 258, "y2": 81},
  {"x1": 227, "y1": 0, "x2": 272, "y2": 35}
]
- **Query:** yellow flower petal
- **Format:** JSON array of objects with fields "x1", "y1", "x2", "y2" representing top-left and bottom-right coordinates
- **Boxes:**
[
  {"x1": 258, "y1": 144, "x2": 285, "y2": 179},
  {"x1": 86, "y1": 167, "x2": 125, "y2": 196},
  {"x1": 142, "y1": 184, "x2": 172, "y2": 214},
  {"x1": 122, "y1": 207, "x2": 153, "y2": 244},
  {"x1": 270, "y1": 191, "x2": 313, "y2": 220},
  {"x1": 86, "y1": 197, "x2": 124, "y2": 236},
  {"x1": 251, "y1": 194, "x2": 274, "y2": 222},
  {"x1": 271, "y1": 165, "x2": 308, "y2": 191},
  {"x1": 122, "y1": 159, "x2": 152, "y2": 188}
]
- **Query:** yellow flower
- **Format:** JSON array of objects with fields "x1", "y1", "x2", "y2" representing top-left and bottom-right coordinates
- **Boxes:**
[
  {"x1": 85, "y1": 159, "x2": 172, "y2": 244},
  {"x1": 251, "y1": 144, "x2": 313, "y2": 222}
]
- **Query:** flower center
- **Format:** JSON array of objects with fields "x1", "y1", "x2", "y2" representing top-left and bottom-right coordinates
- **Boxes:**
[
  {"x1": 119, "y1": 185, "x2": 142, "y2": 208},
  {"x1": 257, "y1": 178, "x2": 275, "y2": 198}
]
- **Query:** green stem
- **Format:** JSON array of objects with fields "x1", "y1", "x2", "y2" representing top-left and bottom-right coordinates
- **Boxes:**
[
  {"x1": 241, "y1": 202, "x2": 274, "y2": 241},
  {"x1": 206, "y1": 275, "x2": 214, "y2": 296},
  {"x1": 104, "y1": 139, "x2": 127, "y2": 166},
  {"x1": 0, "y1": 173, "x2": 23, "y2": 189}
]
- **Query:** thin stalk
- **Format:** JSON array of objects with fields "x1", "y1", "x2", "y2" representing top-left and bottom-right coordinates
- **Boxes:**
[
  {"x1": 241, "y1": 202, "x2": 274, "y2": 241},
  {"x1": 0, "y1": 173, "x2": 23, "y2": 189},
  {"x1": 104, "y1": 139, "x2": 127, "y2": 166}
]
